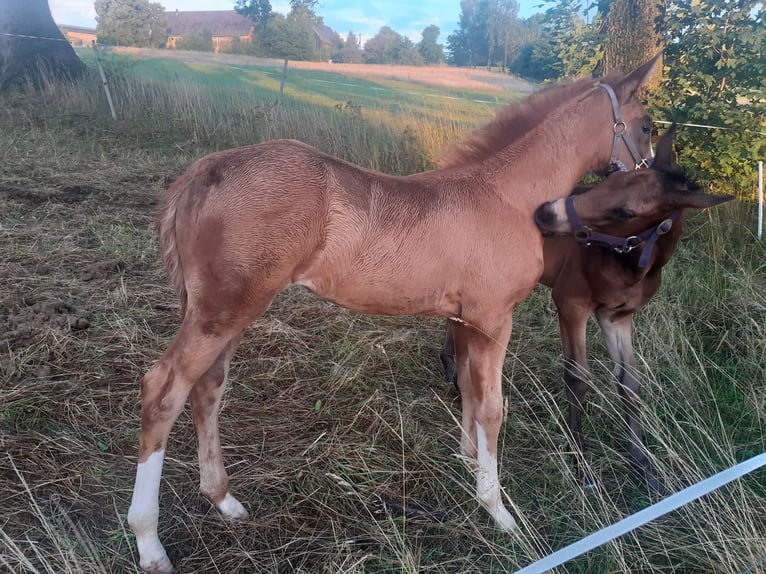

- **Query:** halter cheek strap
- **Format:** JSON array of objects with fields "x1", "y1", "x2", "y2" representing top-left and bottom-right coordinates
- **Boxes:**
[
  {"x1": 565, "y1": 196, "x2": 681, "y2": 269},
  {"x1": 598, "y1": 83, "x2": 652, "y2": 172}
]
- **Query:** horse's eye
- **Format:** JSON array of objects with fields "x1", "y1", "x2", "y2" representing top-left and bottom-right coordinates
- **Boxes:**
[
  {"x1": 641, "y1": 124, "x2": 651, "y2": 135},
  {"x1": 612, "y1": 207, "x2": 635, "y2": 220}
]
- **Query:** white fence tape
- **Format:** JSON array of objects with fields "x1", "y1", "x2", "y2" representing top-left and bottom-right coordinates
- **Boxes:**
[{"x1": 515, "y1": 452, "x2": 766, "y2": 574}]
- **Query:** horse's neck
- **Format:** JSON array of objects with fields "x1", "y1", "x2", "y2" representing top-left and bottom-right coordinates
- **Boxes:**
[{"x1": 493, "y1": 97, "x2": 612, "y2": 209}]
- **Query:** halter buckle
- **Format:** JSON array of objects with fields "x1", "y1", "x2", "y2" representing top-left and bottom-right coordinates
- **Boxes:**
[
  {"x1": 613, "y1": 121, "x2": 627, "y2": 134},
  {"x1": 656, "y1": 218, "x2": 674, "y2": 235}
]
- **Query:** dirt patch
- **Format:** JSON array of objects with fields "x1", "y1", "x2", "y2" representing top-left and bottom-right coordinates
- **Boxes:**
[{"x1": 0, "y1": 183, "x2": 98, "y2": 205}]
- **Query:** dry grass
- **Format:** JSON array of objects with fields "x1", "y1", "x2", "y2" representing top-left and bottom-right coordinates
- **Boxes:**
[
  {"x1": 0, "y1": 60, "x2": 764, "y2": 574},
  {"x1": 109, "y1": 46, "x2": 538, "y2": 94}
]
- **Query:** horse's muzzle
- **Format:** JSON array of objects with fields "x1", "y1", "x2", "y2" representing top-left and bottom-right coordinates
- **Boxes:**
[{"x1": 534, "y1": 201, "x2": 566, "y2": 236}]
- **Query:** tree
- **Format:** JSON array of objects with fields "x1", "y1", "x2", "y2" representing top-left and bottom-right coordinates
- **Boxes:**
[
  {"x1": 0, "y1": 0, "x2": 86, "y2": 89},
  {"x1": 417, "y1": 25, "x2": 445, "y2": 65},
  {"x1": 490, "y1": 0, "x2": 520, "y2": 72},
  {"x1": 261, "y1": 12, "x2": 313, "y2": 60},
  {"x1": 446, "y1": 0, "x2": 523, "y2": 69},
  {"x1": 447, "y1": 0, "x2": 492, "y2": 67},
  {"x1": 336, "y1": 31, "x2": 362, "y2": 63},
  {"x1": 235, "y1": 0, "x2": 272, "y2": 28},
  {"x1": 95, "y1": 0, "x2": 167, "y2": 47},
  {"x1": 602, "y1": 0, "x2": 662, "y2": 84},
  {"x1": 175, "y1": 29, "x2": 214, "y2": 52},
  {"x1": 652, "y1": 0, "x2": 765, "y2": 193},
  {"x1": 363, "y1": 26, "x2": 423, "y2": 65}
]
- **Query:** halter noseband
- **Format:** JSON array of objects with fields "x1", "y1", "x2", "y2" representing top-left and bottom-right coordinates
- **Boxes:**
[
  {"x1": 598, "y1": 83, "x2": 652, "y2": 172},
  {"x1": 565, "y1": 196, "x2": 681, "y2": 269}
]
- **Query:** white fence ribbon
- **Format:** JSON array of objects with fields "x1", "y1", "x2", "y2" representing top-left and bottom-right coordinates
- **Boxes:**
[{"x1": 515, "y1": 452, "x2": 766, "y2": 574}]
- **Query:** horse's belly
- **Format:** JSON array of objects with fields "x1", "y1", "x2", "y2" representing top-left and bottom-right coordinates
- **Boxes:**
[{"x1": 293, "y1": 275, "x2": 460, "y2": 317}]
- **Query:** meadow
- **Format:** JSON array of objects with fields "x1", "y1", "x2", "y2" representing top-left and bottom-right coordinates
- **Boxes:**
[{"x1": 0, "y1": 51, "x2": 764, "y2": 573}]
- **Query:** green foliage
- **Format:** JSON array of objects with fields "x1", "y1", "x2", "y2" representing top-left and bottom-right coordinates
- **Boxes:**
[
  {"x1": 335, "y1": 31, "x2": 363, "y2": 63},
  {"x1": 258, "y1": 12, "x2": 314, "y2": 60},
  {"x1": 651, "y1": 0, "x2": 766, "y2": 196},
  {"x1": 235, "y1": 0, "x2": 272, "y2": 27},
  {"x1": 447, "y1": 0, "x2": 493, "y2": 67},
  {"x1": 417, "y1": 25, "x2": 445, "y2": 65},
  {"x1": 174, "y1": 29, "x2": 214, "y2": 52},
  {"x1": 534, "y1": 0, "x2": 603, "y2": 78},
  {"x1": 241, "y1": 0, "x2": 329, "y2": 62},
  {"x1": 363, "y1": 26, "x2": 423, "y2": 65},
  {"x1": 94, "y1": 0, "x2": 166, "y2": 48}
]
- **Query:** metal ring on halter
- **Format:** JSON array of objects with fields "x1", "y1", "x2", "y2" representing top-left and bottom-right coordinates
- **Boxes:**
[
  {"x1": 613, "y1": 121, "x2": 627, "y2": 134},
  {"x1": 624, "y1": 236, "x2": 642, "y2": 250},
  {"x1": 574, "y1": 228, "x2": 592, "y2": 241},
  {"x1": 637, "y1": 158, "x2": 652, "y2": 169}
]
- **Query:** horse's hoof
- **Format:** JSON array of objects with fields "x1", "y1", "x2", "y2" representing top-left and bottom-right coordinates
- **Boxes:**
[
  {"x1": 141, "y1": 556, "x2": 174, "y2": 574},
  {"x1": 644, "y1": 475, "x2": 667, "y2": 498}
]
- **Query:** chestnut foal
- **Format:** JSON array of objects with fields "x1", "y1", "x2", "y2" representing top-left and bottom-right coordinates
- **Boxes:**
[{"x1": 128, "y1": 59, "x2": 660, "y2": 573}]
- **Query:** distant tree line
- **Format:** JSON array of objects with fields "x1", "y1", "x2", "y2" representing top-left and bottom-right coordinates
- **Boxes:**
[{"x1": 93, "y1": 0, "x2": 445, "y2": 65}]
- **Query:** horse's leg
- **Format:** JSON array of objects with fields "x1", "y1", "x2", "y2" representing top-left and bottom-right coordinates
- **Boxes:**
[
  {"x1": 596, "y1": 310, "x2": 663, "y2": 495},
  {"x1": 440, "y1": 321, "x2": 458, "y2": 385},
  {"x1": 128, "y1": 317, "x2": 251, "y2": 574},
  {"x1": 452, "y1": 319, "x2": 516, "y2": 531},
  {"x1": 189, "y1": 333, "x2": 247, "y2": 520},
  {"x1": 450, "y1": 319, "x2": 475, "y2": 458},
  {"x1": 557, "y1": 302, "x2": 595, "y2": 488}
]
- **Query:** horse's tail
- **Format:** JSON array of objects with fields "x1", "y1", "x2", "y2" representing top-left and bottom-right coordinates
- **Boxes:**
[{"x1": 156, "y1": 175, "x2": 189, "y2": 318}]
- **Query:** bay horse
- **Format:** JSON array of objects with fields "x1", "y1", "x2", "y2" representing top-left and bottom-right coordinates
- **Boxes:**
[
  {"x1": 128, "y1": 57, "x2": 660, "y2": 573},
  {"x1": 441, "y1": 125, "x2": 733, "y2": 494}
]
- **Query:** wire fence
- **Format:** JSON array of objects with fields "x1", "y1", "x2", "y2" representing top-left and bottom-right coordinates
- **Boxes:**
[{"x1": 514, "y1": 452, "x2": 766, "y2": 573}]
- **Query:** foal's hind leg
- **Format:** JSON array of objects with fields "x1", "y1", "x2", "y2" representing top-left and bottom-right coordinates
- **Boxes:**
[
  {"x1": 452, "y1": 319, "x2": 516, "y2": 531},
  {"x1": 189, "y1": 333, "x2": 247, "y2": 520},
  {"x1": 128, "y1": 320, "x2": 248, "y2": 574},
  {"x1": 440, "y1": 321, "x2": 458, "y2": 385},
  {"x1": 596, "y1": 310, "x2": 663, "y2": 495}
]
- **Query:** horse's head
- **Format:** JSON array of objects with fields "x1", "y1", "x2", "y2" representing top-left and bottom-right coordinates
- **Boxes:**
[
  {"x1": 534, "y1": 124, "x2": 734, "y2": 242},
  {"x1": 592, "y1": 54, "x2": 660, "y2": 174}
]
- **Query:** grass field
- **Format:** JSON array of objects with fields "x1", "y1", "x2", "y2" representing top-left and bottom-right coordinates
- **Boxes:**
[{"x1": 0, "y1": 52, "x2": 764, "y2": 573}]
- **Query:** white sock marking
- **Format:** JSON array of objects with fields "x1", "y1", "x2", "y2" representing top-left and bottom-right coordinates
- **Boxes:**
[
  {"x1": 475, "y1": 422, "x2": 517, "y2": 531},
  {"x1": 218, "y1": 492, "x2": 249, "y2": 520},
  {"x1": 128, "y1": 450, "x2": 173, "y2": 572}
]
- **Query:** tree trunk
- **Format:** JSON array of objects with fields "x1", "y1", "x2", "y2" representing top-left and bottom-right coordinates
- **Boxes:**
[
  {"x1": 0, "y1": 0, "x2": 86, "y2": 90},
  {"x1": 603, "y1": 0, "x2": 663, "y2": 88}
]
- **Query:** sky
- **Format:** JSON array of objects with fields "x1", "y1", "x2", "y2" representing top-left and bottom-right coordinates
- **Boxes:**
[{"x1": 48, "y1": 0, "x2": 547, "y2": 43}]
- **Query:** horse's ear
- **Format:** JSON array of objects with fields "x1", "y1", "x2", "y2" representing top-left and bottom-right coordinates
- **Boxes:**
[
  {"x1": 616, "y1": 53, "x2": 661, "y2": 101},
  {"x1": 679, "y1": 192, "x2": 735, "y2": 210},
  {"x1": 654, "y1": 123, "x2": 677, "y2": 167}
]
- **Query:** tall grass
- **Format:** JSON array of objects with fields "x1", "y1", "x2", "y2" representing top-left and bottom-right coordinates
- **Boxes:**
[{"x1": 0, "y1": 53, "x2": 763, "y2": 574}]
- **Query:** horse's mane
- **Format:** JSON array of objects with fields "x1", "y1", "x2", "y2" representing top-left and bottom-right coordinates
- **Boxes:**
[
  {"x1": 654, "y1": 163, "x2": 700, "y2": 193},
  {"x1": 440, "y1": 72, "x2": 624, "y2": 168}
]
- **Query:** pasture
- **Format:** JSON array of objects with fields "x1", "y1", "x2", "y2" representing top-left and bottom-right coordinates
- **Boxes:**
[{"x1": 0, "y1": 52, "x2": 764, "y2": 573}]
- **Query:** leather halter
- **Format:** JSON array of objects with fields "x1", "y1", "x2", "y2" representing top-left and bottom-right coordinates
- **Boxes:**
[
  {"x1": 565, "y1": 195, "x2": 681, "y2": 269},
  {"x1": 598, "y1": 83, "x2": 652, "y2": 172}
]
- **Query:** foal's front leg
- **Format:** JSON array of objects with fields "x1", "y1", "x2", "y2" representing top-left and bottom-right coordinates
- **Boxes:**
[
  {"x1": 452, "y1": 320, "x2": 516, "y2": 531},
  {"x1": 597, "y1": 311, "x2": 663, "y2": 494},
  {"x1": 557, "y1": 303, "x2": 595, "y2": 488}
]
